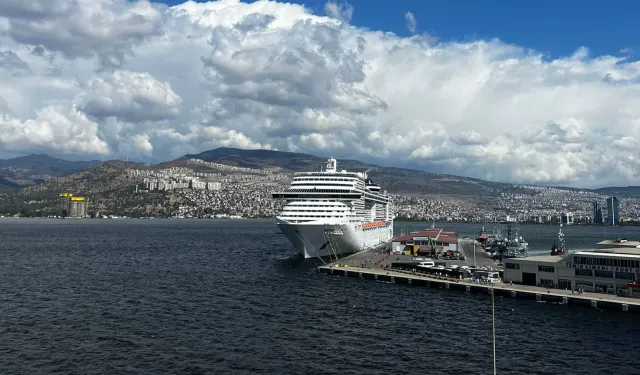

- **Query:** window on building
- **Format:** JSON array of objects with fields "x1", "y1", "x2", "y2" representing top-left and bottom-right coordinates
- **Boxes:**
[
  {"x1": 616, "y1": 272, "x2": 635, "y2": 281},
  {"x1": 506, "y1": 263, "x2": 520, "y2": 270},
  {"x1": 575, "y1": 269, "x2": 592, "y2": 277},
  {"x1": 538, "y1": 266, "x2": 554, "y2": 273},
  {"x1": 594, "y1": 270, "x2": 613, "y2": 278}
]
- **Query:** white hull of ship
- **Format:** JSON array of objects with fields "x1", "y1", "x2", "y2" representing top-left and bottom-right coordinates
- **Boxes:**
[{"x1": 277, "y1": 220, "x2": 394, "y2": 259}]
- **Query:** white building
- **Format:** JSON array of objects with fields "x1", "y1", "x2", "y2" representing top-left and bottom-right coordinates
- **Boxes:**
[
  {"x1": 190, "y1": 180, "x2": 207, "y2": 190},
  {"x1": 207, "y1": 182, "x2": 221, "y2": 191},
  {"x1": 503, "y1": 247, "x2": 640, "y2": 295},
  {"x1": 560, "y1": 212, "x2": 574, "y2": 225}
]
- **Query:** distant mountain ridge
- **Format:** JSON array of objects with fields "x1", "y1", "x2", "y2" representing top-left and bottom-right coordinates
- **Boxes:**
[
  {"x1": 3, "y1": 149, "x2": 640, "y2": 197},
  {"x1": 0, "y1": 153, "x2": 101, "y2": 189},
  {"x1": 178, "y1": 148, "x2": 640, "y2": 197},
  {"x1": 179, "y1": 148, "x2": 512, "y2": 196},
  {"x1": 591, "y1": 186, "x2": 640, "y2": 198}
]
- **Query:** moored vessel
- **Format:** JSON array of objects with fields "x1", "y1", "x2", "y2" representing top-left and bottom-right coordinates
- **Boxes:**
[
  {"x1": 497, "y1": 224, "x2": 528, "y2": 259},
  {"x1": 550, "y1": 224, "x2": 568, "y2": 256},
  {"x1": 272, "y1": 158, "x2": 394, "y2": 259},
  {"x1": 476, "y1": 225, "x2": 488, "y2": 245}
]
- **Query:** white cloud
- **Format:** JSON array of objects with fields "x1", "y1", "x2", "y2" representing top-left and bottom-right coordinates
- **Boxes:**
[
  {"x1": 405, "y1": 11, "x2": 417, "y2": 33},
  {"x1": 79, "y1": 70, "x2": 182, "y2": 122},
  {"x1": 117, "y1": 133, "x2": 154, "y2": 157},
  {"x1": 0, "y1": 0, "x2": 165, "y2": 68},
  {"x1": 0, "y1": 105, "x2": 108, "y2": 155},
  {"x1": 0, "y1": 0, "x2": 640, "y2": 188},
  {"x1": 324, "y1": 1, "x2": 354, "y2": 23}
]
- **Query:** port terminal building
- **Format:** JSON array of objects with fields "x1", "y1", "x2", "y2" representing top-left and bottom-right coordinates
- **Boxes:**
[
  {"x1": 503, "y1": 241, "x2": 640, "y2": 296},
  {"x1": 391, "y1": 227, "x2": 458, "y2": 255}
]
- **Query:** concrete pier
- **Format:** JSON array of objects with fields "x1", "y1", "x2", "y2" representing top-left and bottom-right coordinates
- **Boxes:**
[{"x1": 319, "y1": 251, "x2": 640, "y2": 313}]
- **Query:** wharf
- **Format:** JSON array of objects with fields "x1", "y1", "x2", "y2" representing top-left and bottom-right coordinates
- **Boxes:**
[{"x1": 318, "y1": 248, "x2": 640, "y2": 313}]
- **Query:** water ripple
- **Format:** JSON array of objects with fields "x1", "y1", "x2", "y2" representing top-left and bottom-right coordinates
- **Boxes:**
[{"x1": 0, "y1": 219, "x2": 639, "y2": 374}]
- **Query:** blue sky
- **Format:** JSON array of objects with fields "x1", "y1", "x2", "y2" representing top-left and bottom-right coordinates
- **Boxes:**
[{"x1": 156, "y1": 0, "x2": 638, "y2": 59}]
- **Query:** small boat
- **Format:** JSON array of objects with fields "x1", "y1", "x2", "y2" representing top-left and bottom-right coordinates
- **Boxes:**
[
  {"x1": 550, "y1": 224, "x2": 568, "y2": 256},
  {"x1": 476, "y1": 225, "x2": 488, "y2": 245}
]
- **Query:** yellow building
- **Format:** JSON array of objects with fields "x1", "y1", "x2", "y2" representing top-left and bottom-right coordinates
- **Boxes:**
[{"x1": 59, "y1": 193, "x2": 88, "y2": 217}]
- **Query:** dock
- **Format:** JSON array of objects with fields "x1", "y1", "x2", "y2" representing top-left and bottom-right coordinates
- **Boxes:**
[{"x1": 317, "y1": 243, "x2": 640, "y2": 313}]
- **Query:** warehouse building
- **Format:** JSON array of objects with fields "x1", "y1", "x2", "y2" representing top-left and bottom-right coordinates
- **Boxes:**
[{"x1": 503, "y1": 247, "x2": 640, "y2": 296}]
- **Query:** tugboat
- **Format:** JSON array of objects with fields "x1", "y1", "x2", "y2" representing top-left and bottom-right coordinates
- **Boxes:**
[
  {"x1": 476, "y1": 225, "x2": 488, "y2": 246},
  {"x1": 550, "y1": 224, "x2": 568, "y2": 256}
]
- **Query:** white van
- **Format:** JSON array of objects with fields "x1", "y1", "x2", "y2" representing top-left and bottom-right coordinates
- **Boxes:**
[{"x1": 417, "y1": 261, "x2": 435, "y2": 268}]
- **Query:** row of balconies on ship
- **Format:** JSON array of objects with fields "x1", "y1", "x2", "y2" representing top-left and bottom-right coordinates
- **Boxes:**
[{"x1": 273, "y1": 188, "x2": 388, "y2": 202}]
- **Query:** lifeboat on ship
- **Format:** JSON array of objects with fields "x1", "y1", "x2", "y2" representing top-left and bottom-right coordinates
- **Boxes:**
[{"x1": 362, "y1": 221, "x2": 388, "y2": 230}]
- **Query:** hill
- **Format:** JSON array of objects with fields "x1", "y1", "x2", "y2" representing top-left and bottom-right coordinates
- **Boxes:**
[
  {"x1": 592, "y1": 186, "x2": 640, "y2": 199},
  {"x1": 4, "y1": 148, "x2": 640, "y2": 198},
  {"x1": 178, "y1": 147, "x2": 512, "y2": 196},
  {"x1": 0, "y1": 154, "x2": 101, "y2": 188},
  {"x1": 17, "y1": 160, "x2": 142, "y2": 197}
]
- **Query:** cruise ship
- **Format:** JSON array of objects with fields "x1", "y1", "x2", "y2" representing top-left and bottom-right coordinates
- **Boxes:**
[{"x1": 272, "y1": 158, "x2": 394, "y2": 259}]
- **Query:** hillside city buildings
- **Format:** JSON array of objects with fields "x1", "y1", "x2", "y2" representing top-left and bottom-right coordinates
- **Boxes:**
[
  {"x1": 8, "y1": 159, "x2": 637, "y2": 222},
  {"x1": 123, "y1": 164, "x2": 640, "y2": 223}
]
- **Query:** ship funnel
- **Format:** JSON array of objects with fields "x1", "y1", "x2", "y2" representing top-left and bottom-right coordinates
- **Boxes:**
[{"x1": 325, "y1": 158, "x2": 337, "y2": 172}]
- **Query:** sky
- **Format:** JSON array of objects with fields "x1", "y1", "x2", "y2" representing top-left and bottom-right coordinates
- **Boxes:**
[
  {"x1": 1, "y1": 0, "x2": 640, "y2": 188},
  {"x1": 159, "y1": 0, "x2": 640, "y2": 58}
]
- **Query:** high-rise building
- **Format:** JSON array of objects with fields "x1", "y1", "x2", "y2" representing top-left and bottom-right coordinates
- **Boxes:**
[
  {"x1": 59, "y1": 193, "x2": 88, "y2": 218},
  {"x1": 561, "y1": 212, "x2": 574, "y2": 225},
  {"x1": 606, "y1": 196, "x2": 620, "y2": 225},
  {"x1": 592, "y1": 201, "x2": 603, "y2": 225},
  {"x1": 68, "y1": 197, "x2": 88, "y2": 218}
]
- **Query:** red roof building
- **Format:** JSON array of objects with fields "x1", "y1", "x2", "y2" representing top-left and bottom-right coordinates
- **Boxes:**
[{"x1": 391, "y1": 227, "x2": 458, "y2": 253}]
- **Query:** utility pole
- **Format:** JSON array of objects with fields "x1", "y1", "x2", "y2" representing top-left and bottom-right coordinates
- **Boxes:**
[{"x1": 473, "y1": 238, "x2": 477, "y2": 268}]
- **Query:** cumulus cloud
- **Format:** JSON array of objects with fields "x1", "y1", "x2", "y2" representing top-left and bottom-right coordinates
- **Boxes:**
[
  {"x1": 1, "y1": 0, "x2": 640, "y2": 187},
  {"x1": 79, "y1": 70, "x2": 182, "y2": 122},
  {"x1": 0, "y1": 105, "x2": 108, "y2": 155},
  {"x1": 116, "y1": 133, "x2": 154, "y2": 157},
  {"x1": 324, "y1": 1, "x2": 354, "y2": 23},
  {"x1": 0, "y1": 50, "x2": 31, "y2": 75},
  {"x1": 405, "y1": 11, "x2": 417, "y2": 33},
  {"x1": 0, "y1": 0, "x2": 165, "y2": 67}
]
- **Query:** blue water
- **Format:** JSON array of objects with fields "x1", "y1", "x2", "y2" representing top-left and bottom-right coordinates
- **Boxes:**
[{"x1": 0, "y1": 219, "x2": 639, "y2": 374}]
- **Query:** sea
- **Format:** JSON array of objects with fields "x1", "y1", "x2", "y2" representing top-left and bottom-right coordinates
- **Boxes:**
[{"x1": 1, "y1": 218, "x2": 639, "y2": 375}]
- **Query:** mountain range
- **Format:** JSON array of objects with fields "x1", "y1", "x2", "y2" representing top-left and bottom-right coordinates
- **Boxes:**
[
  {"x1": 175, "y1": 148, "x2": 511, "y2": 195},
  {"x1": 1, "y1": 148, "x2": 639, "y2": 197},
  {"x1": 0, "y1": 154, "x2": 100, "y2": 190}
]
